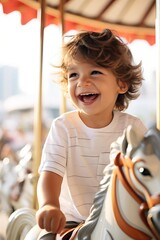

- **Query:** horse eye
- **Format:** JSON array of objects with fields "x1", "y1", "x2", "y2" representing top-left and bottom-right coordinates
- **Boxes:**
[{"x1": 139, "y1": 167, "x2": 152, "y2": 177}]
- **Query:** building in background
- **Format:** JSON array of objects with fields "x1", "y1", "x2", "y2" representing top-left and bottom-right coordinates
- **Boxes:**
[{"x1": 0, "y1": 65, "x2": 20, "y2": 100}]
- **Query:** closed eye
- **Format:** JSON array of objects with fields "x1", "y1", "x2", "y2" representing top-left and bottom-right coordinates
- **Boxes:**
[
  {"x1": 91, "y1": 70, "x2": 102, "y2": 75},
  {"x1": 68, "y1": 72, "x2": 78, "y2": 79}
]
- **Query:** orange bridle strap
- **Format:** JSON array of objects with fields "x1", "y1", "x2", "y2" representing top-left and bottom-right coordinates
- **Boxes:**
[{"x1": 111, "y1": 152, "x2": 152, "y2": 239}]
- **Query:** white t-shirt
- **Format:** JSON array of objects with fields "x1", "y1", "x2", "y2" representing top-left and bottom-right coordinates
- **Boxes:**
[{"x1": 39, "y1": 110, "x2": 147, "y2": 222}]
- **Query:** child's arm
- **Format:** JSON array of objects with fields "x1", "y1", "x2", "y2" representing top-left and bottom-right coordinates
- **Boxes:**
[{"x1": 36, "y1": 171, "x2": 66, "y2": 233}]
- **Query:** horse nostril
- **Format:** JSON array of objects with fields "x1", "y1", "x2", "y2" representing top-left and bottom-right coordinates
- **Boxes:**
[
  {"x1": 148, "y1": 206, "x2": 160, "y2": 234},
  {"x1": 157, "y1": 211, "x2": 160, "y2": 221}
]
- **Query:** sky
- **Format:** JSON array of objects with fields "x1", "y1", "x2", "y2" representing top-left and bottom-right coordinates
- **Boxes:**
[
  {"x1": 0, "y1": 4, "x2": 157, "y2": 127},
  {"x1": 0, "y1": 5, "x2": 62, "y2": 93}
]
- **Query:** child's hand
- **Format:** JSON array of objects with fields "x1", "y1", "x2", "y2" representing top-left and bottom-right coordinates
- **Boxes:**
[{"x1": 36, "y1": 204, "x2": 66, "y2": 233}]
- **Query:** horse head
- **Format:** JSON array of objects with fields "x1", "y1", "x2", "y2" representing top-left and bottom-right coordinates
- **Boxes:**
[{"x1": 113, "y1": 125, "x2": 160, "y2": 239}]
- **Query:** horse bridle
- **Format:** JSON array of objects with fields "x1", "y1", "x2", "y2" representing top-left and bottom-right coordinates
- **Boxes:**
[{"x1": 112, "y1": 152, "x2": 160, "y2": 240}]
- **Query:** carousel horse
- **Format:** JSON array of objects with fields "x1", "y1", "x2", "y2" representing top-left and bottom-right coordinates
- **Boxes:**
[
  {"x1": 0, "y1": 144, "x2": 34, "y2": 215},
  {"x1": 9, "y1": 144, "x2": 35, "y2": 211},
  {"x1": 6, "y1": 125, "x2": 160, "y2": 240},
  {"x1": 0, "y1": 157, "x2": 18, "y2": 215}
]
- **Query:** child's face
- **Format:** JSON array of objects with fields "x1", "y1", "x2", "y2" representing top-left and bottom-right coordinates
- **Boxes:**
[{"x1": 67, "y1": 57, "x2": 128, "y2": 124}]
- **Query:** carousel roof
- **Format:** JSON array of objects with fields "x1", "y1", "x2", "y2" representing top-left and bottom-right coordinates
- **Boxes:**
[{"x1": 0, "y1": 0, "x2": 156, "y2": 44}]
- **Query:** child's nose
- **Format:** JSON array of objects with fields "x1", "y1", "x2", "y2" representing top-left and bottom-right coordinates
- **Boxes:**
[{"x1": 77, "y1": 76, "x2": 91, "y2": 87}]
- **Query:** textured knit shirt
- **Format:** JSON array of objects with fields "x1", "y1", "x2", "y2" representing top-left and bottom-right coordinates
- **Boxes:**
[{"x1": 39, "y1": 110, "x2": 147, "y2": 222}]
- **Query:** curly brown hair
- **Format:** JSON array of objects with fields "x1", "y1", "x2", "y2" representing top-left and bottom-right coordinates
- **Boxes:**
[{"x1": 56, "y1": 29, "x2": 143, "y2": 111}]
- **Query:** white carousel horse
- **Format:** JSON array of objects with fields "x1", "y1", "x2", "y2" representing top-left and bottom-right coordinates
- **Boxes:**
[
  {"x1": 9, "y1": 144, "x2": 35, "y2": 211},
  {"x1": 0, "y1": 157, "x2": 18, "y2": 215},
  {"x1": 0, "y1": 144, "x2": 34, "y2": 215},
  {"x1": 6, "y1": 208, "x2": 38, "y2": 240},
  {"x1": 6, "y1": 125, "x2": 160, "y2": 240}
]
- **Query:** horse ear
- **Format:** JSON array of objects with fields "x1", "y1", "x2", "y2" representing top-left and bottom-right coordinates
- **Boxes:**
[{"x1": 126, "y1": 125, "x2": 144, "y2": 149}]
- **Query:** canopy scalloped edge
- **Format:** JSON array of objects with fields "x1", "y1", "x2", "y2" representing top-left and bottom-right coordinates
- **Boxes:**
[{"x1": 0, "y1": 0, "x2": 155, "y2": 45}]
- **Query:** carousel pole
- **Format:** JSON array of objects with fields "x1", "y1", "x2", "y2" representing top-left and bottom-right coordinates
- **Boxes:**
[
  {"x1": 156, "y1": 0, "x2": 160, "y2": 130},
  {"x1": 33, "y1": 0, "x2": 46, "y2": 209},
  {"x1": 59, "y1": 0, "x2": 67, "y2": 114}
]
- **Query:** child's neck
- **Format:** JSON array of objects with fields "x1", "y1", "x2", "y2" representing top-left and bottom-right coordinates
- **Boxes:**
[{"x1": 78, "y1": 111, "x2": 114, "y2": 128}]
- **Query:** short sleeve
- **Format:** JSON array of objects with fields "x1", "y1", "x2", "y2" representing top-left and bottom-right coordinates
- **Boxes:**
[{"x1": 39, "y1": 118, "x2": 68, "y2": 177}]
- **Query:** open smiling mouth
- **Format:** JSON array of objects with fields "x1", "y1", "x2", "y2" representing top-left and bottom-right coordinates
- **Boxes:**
[{"x1": 78, "y1": 93, "x2": 99, "y2": 103}]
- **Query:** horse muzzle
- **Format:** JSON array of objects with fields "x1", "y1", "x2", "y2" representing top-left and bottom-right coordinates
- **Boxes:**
[{"x1": 147, "y1": 204, "x2": 160, "y2": 239}]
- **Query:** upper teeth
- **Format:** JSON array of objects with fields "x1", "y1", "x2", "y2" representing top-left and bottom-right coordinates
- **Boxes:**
[{"x1": 80, "y1": 93, "x2": 96, "y2": 96}]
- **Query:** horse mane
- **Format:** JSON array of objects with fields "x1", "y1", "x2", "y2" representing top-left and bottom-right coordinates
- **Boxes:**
[
  {"x1": 137, "y1": 127, "x2": 160, "y2": 159},
  {"x1": 77, "y1": 165, "x2": 113, "y2": 240}
]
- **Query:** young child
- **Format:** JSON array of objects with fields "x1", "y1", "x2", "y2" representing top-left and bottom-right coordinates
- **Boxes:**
[{"x1": 36, "y1": 29, "x2": 147, "y2": 239}]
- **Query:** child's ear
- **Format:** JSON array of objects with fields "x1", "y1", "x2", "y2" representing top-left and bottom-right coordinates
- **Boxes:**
[{"x1": 118, "y1": 81, "x2": 128, "y2": 93}]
